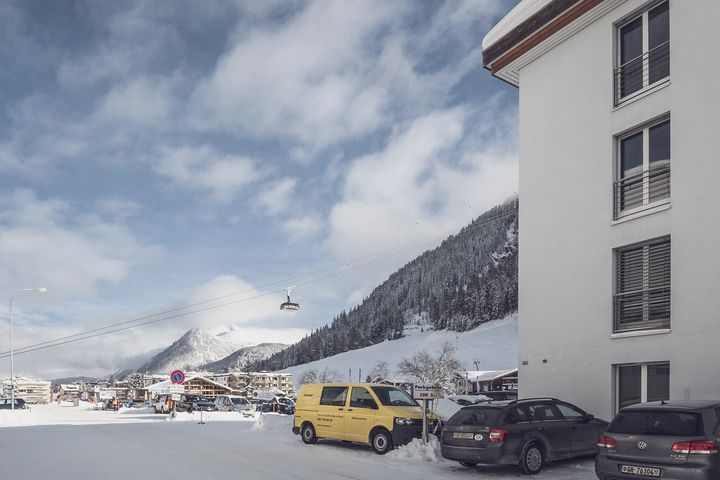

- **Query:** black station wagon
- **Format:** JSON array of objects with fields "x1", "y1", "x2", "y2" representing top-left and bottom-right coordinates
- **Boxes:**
[{"x1": 441, "y1": 397, "x2": 608, "y2": 474}]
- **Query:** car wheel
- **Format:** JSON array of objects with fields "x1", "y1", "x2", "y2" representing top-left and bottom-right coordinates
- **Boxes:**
[
  {"x1": 519, "y1": 442, "x2": 544, "y2": 475},
  {"x1": 459, "y1": 461, "x2": 477, "y2": 468},
  {"x1": 371, "y1": 429, "x2": 393, "y2": 455},
  {"x1": 186, "y1": 408, "x2": 192, "y2": 414},
  {"x1": 301, "y1": 423, "x2": 318, "y2": 444}
]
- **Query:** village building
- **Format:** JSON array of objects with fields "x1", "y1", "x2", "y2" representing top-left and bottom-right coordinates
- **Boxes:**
[
  {"x1": 483, "y1": 0, "x2": 719, "y2": 419},
  {"x1": 2, "y1": 378, "x2": 51, "y2": 404}
]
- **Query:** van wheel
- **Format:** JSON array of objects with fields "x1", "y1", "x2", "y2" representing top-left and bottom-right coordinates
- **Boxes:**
[
  {"x1": 301, "y1": 423, "x2": 318, "y2": 444},
  {"x1": 459, "y1": 462, "x2": 477, "y2": 468},
  {"x1": 519, "y1": 442, "x2": 544, "y2": 475},
  {"x1": 371, "y1": 429, "x2": 393, "y2": 455}
]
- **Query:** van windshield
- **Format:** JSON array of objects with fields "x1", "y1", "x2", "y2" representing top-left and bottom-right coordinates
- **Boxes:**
[{"x1": 371, "y1": 387, "x2": 418, "y2": 407}]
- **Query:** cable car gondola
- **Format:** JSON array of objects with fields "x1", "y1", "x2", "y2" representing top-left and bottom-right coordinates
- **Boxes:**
[{"x1": 280, "y1": 286, "x2": 300, "y2": 311}]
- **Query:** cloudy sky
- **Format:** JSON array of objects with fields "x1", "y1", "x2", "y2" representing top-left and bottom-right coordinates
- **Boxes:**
[{"x1": 0, "y1": 0, "x2": 519, "y2": 379}]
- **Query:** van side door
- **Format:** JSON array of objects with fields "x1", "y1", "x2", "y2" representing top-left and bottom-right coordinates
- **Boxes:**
[
  {"x1": 345, "y1": 386, "x2": 379, "y2": 443},
  {"x1": 316, "y1": 386, "x2": 349, "y2": 440}
]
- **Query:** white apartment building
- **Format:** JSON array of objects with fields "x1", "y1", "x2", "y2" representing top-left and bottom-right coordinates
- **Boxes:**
[{"x1": 483, "y1": 0, "x2": 720, "y2": 419}]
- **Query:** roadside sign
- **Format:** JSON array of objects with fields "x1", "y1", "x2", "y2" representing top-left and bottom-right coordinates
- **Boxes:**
[
  {"x1": 170, "y1": 370, "x2": 185, "y2": 384},
  {"x1": 252, "y1": 390, "x2": 276, "y2": 401},
  {"x1": 413, "y1": 384, "x2": 440, "y2": 400},
  {"x1": 171, "y1": 393, "x2": 181, "y2": 401},
  {"x1": 169, "y1": 384, "x2": 184, "y2": 394}
]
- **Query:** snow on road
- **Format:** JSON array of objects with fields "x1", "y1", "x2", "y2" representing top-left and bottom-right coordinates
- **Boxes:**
[{"x1": 0, "y1": 404, "x2": 597, "y2": 480}]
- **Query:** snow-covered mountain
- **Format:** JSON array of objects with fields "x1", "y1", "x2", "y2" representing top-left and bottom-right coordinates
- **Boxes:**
[
  {"x1": 202, "y1": 343, "x2": 288, "y2": 372},
  {"x1": 137, "y1": 328, "x2": 240, "y2": 374},
  {"x1": 283, "y1": 314, "x2": 518, "y2": 388}
]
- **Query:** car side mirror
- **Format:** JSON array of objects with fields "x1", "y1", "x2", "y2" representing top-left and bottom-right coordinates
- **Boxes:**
[{"x1": 581, "y1": 414, "x2": 594, "y2": 423}]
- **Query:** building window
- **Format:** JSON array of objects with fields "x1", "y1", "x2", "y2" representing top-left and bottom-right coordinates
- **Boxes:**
[
  {"x1": 616, "y1": 362, "x2": 669, "y2": 410},
  {"x1": 614, "y1": 237, "x2": 670, "y2": 332},
  {"x1": 614, "y1": 117, "x2": 670, "y2": 218},
  {"x1": 614, "y1": 0, "x2": 669, "y2": 105}
]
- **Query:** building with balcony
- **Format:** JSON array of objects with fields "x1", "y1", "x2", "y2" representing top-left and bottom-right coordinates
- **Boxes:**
[{"x1": 483, "y1": 0, "x2": 720, "y2": 419}]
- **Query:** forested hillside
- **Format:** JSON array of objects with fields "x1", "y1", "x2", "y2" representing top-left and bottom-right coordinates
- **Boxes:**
[{"x1": 257, "y1": 198, "x2": 518, "y2": 371}]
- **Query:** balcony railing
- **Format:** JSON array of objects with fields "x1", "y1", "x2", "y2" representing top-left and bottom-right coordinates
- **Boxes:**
[
  {"x1": 614, "y1": 164, "x2": 670, "y2": 218},
  {"x1": 613, "y1": 286, "x2": 671, "y2": 332},
  {"x1": 614, "y1": 41, "x2": 670, "y2": 105}
]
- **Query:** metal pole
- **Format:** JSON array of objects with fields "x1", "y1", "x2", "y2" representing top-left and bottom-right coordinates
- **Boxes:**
[
  {"x1": 9, "y1": 295, "x2": 14, "y2": 411},
  {"x1": 422, "y1": 399, "x2": 429, "y2": 444}
]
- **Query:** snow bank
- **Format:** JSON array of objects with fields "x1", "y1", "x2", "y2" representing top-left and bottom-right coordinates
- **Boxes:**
[
  {"x1": 388, "y1": 437, "x2": 442, "y2": 462},
  {"x1": 251, "y1": 413, "x2": 293, "y2": 432},
  {"x1": 118, "y1": 407, "x2": 155, "y2": 415}
]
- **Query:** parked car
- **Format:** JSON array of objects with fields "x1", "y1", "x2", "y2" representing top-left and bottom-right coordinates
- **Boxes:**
[
  {"x1": 272, "y1": 396, "x2": 295, "y2": 415},
  {"x1": 215, "y1": 395, "x2": 252, "y2": 413},
  {"x1": 123, "y1": 399, "x2": 148, "y2": 409},
  {"x1": 440, "y1": 397, "x2": 608, "y2": 474},
  {"x1": 255, "y1": 400, "x2": 273, "y2": 413},
  {"x1": 293, "y1": 383, "x2": 437, "y2": 454},
  {"x1": 175, "y1": 394, "x2": 217, "y2": 413},
  {"x1": 152, "y1": 395, "x2": 172, "y2": 414},
  {"x1": 595, "y1": 400, "x2": 720, "y2": 480},
  {"x1": 0, "y1": 398, "x2": 27, "y2": 409}
]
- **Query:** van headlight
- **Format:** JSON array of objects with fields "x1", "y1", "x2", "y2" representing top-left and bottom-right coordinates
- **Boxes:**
[{"x1": 395, "y1": 417, "x2": 414, "y2": 426}]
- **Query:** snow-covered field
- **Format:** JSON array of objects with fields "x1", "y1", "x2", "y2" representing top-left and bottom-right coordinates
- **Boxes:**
[
  {"x1": 0, "y1": 402, "x2": 597, "y2": 480},
  {"x1": 284, "y1": 314, "x2": 518, "y2": 384}
]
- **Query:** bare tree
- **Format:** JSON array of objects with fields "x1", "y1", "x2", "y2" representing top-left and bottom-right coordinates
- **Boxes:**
[
  {"x1": 299, "y1": 367, "x2": 342, "y2": 384},
  {"x1": 366, "y1": 360, "x2": 390, "y2": 382},
  {"x1": 397, "y1": 342, "x2": 463, "y2": 391}
]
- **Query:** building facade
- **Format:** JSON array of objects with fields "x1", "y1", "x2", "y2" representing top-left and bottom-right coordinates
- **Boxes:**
[{"x1": 483, "y1": 0, "x2": 720, "y2": 419}]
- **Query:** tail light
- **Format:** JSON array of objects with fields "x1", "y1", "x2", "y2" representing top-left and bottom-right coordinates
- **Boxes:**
[
  {"x1": 488, "y1": 428, "x2": 507, "y2": 443},
  {"x1": 672, "y1": 440, "x2": 718, "y2": 455},
  {"x1": 597, "y1": 435, "x2": 617, "y2": 449}
]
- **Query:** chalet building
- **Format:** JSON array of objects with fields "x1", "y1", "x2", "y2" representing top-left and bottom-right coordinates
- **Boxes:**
[{"x1": 483, "y1": 0, "x2": 720, "y2": 419}]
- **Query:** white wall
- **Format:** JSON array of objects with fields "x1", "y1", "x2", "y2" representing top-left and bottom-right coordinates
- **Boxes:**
[{"x1": 517, "y1": 0, "x2": 720, "y2": 420}]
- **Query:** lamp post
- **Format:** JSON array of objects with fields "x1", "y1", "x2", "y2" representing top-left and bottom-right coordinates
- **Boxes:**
[{"x1": 9, "y1": 288, "x2": 47, "y2": 411}]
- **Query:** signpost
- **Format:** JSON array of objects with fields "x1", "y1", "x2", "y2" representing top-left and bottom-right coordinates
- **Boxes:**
[
  {"x1": 413, "y1": 384, "x2": 440, "y2": 444},
  {"x1": 170, "y1": 370, "x2": 185, "y2": 384}
]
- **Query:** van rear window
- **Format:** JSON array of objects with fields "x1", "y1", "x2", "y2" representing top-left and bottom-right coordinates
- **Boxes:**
[
  {"x1": 320, "y1": 387, "x2": 348, "y2": 406},
  {"x1": 447, "y1": 408, "x2": 499, "y2": 426},
  {"x1": 608, "y1": 410, "x2": 703, "y2": 436}
]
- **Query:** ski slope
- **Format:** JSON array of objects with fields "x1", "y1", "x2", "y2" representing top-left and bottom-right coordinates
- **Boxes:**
[{"x1": 283, "y1": 314, "x2": 518, "y2": 385}]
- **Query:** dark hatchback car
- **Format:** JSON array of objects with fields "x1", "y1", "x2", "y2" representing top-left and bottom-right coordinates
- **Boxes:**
[
  {"x1": 176, "y1": 394, "x2": 218, "y2": 413},
  {"x1": 441, "y1": 397, "x2": 608, "y2": 474},
  {"x1": 0, "y1": 398, "x2": 27, "y2": 409},
  {"x1": 596, "y1": 400, "x2": 720, "y2": 480}
]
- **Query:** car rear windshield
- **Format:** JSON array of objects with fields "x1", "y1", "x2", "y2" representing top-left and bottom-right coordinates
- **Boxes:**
[
  {"x1": 447, "y1": 408, "x2": 499, "y2": 427},
  {"x1": 608, "y1": 410, "x2": 704, "y2": 436}
]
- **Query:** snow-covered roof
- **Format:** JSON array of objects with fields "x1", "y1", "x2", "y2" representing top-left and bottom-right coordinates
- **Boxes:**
[
  {"x1": 146, "y1": 375, "x2": 234, "y2": 394},
  {"x1": 60, "y1": 384, "x2": 80, "y2": 391},
  {"x1": 482, "y1": 0, "x2": 553, "y2": 49},
  {"x1": 464, "y1": 368, "x2": 518, "y2": 383}
]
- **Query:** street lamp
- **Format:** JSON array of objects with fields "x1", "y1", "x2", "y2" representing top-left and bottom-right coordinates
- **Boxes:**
[{"x1": 9, "y1": 288, "x2": 47, "y2": 411}]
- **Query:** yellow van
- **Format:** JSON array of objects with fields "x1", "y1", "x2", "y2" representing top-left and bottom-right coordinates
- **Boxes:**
[{"x1": 292, "y1": 383, "x2": 432, "y2": 454}]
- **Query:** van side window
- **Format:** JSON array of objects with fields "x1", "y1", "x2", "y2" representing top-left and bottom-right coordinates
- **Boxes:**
[
  {"x1": 506, "y1": 406, "x2": 528, "y2": 424},
  {"x1": 350, "y1": 387, "x2": 377, "y2": 409},
  {"x1": 320, "y1": 386, "x2": 348, "y2": 406}
]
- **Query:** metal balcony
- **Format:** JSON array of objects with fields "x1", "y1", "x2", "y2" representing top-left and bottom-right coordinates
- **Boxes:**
[
  {"x1": 614, "y1": 41, "x2": 670, "y2": 105},
  {"x1": 614, "y1": 164, "x2": 670, "y2": 218}
]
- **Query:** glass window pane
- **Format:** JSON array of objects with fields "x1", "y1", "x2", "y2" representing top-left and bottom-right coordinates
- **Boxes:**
[
  {"x1": 350, "y1": 387, "x2": 377, "y2": 409},
  {"x1": 618, "y1": 365, "x2": 642, "y2": 409},
  {"x1": 621, "y1": 132, "x2": 643, "y2": 178},
  {"x1": 647, "y1": 363, "x2": 670, "y2": 403},
  {"x1": 620, "y1": 16, "x2": 643, "y2": 63},
  {"x1": 557, "y1": 403, "x2": 585, "y2": 419},
  {"x1": 619, "y1": 16, "x2": 644, "y2": 97},
  {"x1": 649, "y1": 121, "x2": 670, "y2": 166},
  {"x1": 320, "y1": 386, "x2": 348, "y2": 406},
  {"x1": 649, "y1": 2, "x2": 669, "y2": 49}
]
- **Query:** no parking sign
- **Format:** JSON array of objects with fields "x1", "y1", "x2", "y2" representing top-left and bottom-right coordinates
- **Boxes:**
[{"x1": 170, "y1": 370, "x2": 185, "y2": 384}]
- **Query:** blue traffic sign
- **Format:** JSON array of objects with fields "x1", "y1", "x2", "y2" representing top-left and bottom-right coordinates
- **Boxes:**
[{"x1": 170, "y1": 370, "x2": 185, "y2": 384}]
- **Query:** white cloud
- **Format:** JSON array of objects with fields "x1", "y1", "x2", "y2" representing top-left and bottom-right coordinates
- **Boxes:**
[
  {"x1": 255, "y1": 177, "x2": 297, "y2": 215},
  {"x1": 97, "y1": 77, "x2": 175, "y2": 125},
  {"x1": 327, "y1": 107, "x2": 518, "y2": 259},
  {"x1": 154, "y1": 145, "x2": 265, "y2": 202},
  {"x1": 282, "y1": 214, "x2": 324, "y2": 240},
  {"x1": 0, "y1": 189, "x2": 155, "y2": 299}
]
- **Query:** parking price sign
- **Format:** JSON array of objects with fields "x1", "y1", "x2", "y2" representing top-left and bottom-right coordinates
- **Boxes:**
[{"x1": 170, "y1": 370, "x2": 185, "y2": 384}]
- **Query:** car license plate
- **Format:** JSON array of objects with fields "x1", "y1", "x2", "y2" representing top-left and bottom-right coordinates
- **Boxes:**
[
  {"x1": 620, "y1": 465, "x2": 661, "y2": 477},
  {"x1": 452, "y1": 432, "x2": 475, "y2": 439}
]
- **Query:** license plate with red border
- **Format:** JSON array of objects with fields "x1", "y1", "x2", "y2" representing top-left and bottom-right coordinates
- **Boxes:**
[{"x1": 619, "y1": 464, "x2": 661, "y2": 477}]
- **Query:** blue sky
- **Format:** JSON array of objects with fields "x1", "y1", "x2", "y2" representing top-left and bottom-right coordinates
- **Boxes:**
[{"x1": 0, "y1": 0, "x2": 519, "y2": 378}]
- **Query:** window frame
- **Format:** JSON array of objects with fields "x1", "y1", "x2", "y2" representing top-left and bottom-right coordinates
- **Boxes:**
[
  {"x1": 613, "y1": 236, "x2": 671, "y2": 333},
  {"x1": 613, "y1": 361, "x2": 670, "y2": 414},
  {"x1": 319, "y1": 386, "x2": 349, "y2": 407},
  {"x1": 614, "y1": 114, "x2": 671, "y2": 219},
  {"x1": 614, "y1": 0, "x2": 670, "y2": 105}
]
